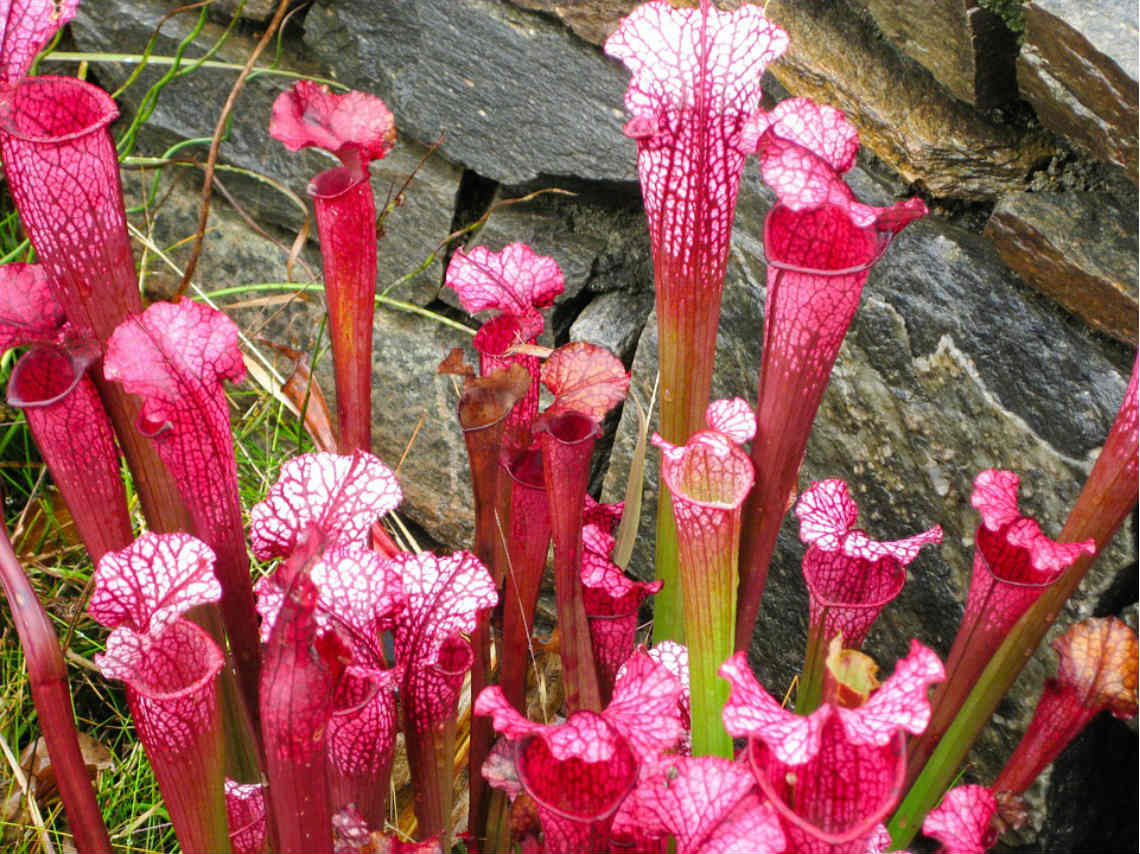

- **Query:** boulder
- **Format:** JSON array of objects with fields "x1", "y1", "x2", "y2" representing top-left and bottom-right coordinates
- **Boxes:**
[
  {"x1": 508, "y1": 0, "x2": 631, "y2": 45},
  {"x1": 212, "y1": 0, "x2": 278, "y2": 23},
  {"x1": 258, "y1": 296, "x2": 481, "y2": 551},
  {"x1": 570, "y1": 289, "x2": 655, "y2": 364},
  {"x1": 1018, "y1": 0, "x2": 1139, "y2": 178},
  {"x1": 301, "y1": 0, "x2": 636, "y2": 185},
  {"x1": 986, "y1": 190, "x2": 1139, "y2": 346},
  {"x1": 762, "y1": 0, "x2": 1053, "y2": 199},
  {"x1": 855, "y1": 0, "x2": 1019, "y2": 108},
  {"x1": 69, "y1": 0, "x2": 461, "y2": 306}
]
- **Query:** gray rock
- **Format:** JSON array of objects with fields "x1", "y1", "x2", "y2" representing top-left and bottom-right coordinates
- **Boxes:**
[
  {"x1": 1018, "y1": 0, "x2": 1139, "y2": 177},
  {"x1": 1039, "y1": 706, "x2": 1139, "y2": 852},
  {"x1": 601, "y1": 159, "x2": 1134, "y2": 826},
  {"x1": 761, "y1": 0, "x2": 1054, "y2": 200},
  {"x1": 507, "y1": 0, "x2": 631, "y2": 45},
  {"x1": 569, "y1": 288, "x2": 655, "y2": 364},
  {"x1": 212, "y1": 0, "x2": 278, "y2": 23},
  {"x1": 869, "y1": 225, "x2": 1130, "y2": 462},
  {"x1": 123, "y1": 166, "x2": 323, "y2": 305},
  {"x1": 301, "y1": 0, "x2": 636, "y2": 185},
  {"x1": 985, "y1": 190, "x2": 1139, "y2": 346},
  {"x1": 855, "y1": 0, "x2": 1019, "y2": 107},
  {"x1": 68, "y1": 0, "x2": 461, "y2": 306},
  {"x1": 252, "y1": 290, "x2": 479, "y2": 549}
]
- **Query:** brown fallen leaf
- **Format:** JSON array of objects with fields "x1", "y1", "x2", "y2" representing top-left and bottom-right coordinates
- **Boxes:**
[
  {"x1": 19, "y1": 731, "x2": 114, "y2": 805},
  {"x1": 258, "y1": 338, "x2": 338, "y2": 452},
  {"x1": 13, "y1": 487, "x2": 83, "y2": 556},
  {"x1": 437, "y1": 347, "x2": 475, "y2": 379}
]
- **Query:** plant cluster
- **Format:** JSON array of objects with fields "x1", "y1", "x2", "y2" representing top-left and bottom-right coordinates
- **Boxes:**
[{"x1": 0, "y1": 1, "x2": 1135, "y2": 853}]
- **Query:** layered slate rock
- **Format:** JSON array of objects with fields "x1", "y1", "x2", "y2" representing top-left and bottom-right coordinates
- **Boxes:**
[
  {"x1": 69, "y1": 0, "x2": 460, "y2": 306},
  {"x1": 122, "y1": 170, "x2": 324, "y2": 305},
  {"x1": 302, "y1": 0, "x2": 636, "y2": 185},
  {"x1": 253, "y1": 270, "x2": 479, "y2": 551},
  {"x1": 861, "y1": 0, "x2": 1016, "y2": 107},
  {"x1": 212, "y1": 0, "x2": 277, "y2": 22},
  {"x1": 508, "y1": 0, "x2": 1051, "y2": 199},
  {"x1": 510, "y1": 0, "x2": 630, "y2": 45},
  {"x1": 762, "y1": 0, "x2": 1052, "y2": 198},
  {"x1": 601, "y1": 159, "x2": 1134, "y2": 826},
  {"x1": 855, "y1": 0, "x2": 1019, "y2": 108},
  {"x1": 1018, "y1": 0, "x2": 1139, "y2": 178},
  {"x1": 986, "y1": 190, "x2": 1139, "y2": 346},
  {"x1": 570, "y1": 290, "x2": 655, "y2": 365}
]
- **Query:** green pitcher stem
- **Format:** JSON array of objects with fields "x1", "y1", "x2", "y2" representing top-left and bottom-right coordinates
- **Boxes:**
[
  {"x1": 673, "y1": 505, "x2": 742, "y2": 760},
  {"x1": 796, "y1": 621, "x2": 828, "y2": 716},
  {"x1": 653, "y1": 307, "x2": 718, "y2": 645},
  {"x1": 682, "y1": 553, "x2": 736, "y2": 759},
  {"x1": 653, "y1": 493, "x2": 684, "y2": 644},
  {"x1": 887, "y1": 633, "x2": 1015, "y2": 849}
]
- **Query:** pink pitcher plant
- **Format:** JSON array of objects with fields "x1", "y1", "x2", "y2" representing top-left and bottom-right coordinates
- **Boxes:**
[
  {"x1": 1, "y1": 1, "x2": 1137, "y2": 852},
  {"x1": 723, "y1": 640, "x2": 944, "y2": 852},
  {"x1": 581, "y1": 520, "x2": 662, "y2": 705},
  {"x1": 477, "y1": 648, "x2": 685, "y2": 853},
  {"x1": 904, "y1": 469, "x2": 1095, "y2": 788},
  {"x1": 446, "y1": 242, "x2": 565, "y2": 442},
  {"x1": 793, "y1": 479, "x2": 942, "y2": 714},
  {"x1": 993, "y1": 616, "x2": 1138, "y2": 798},
  {"x1": 651, "y1": 397, "x2": 755, "y2": 758},
  {"x1": 442, "y1": 355, "x2": 532, "y2": 835},
  {"x1": 889, "y1": 359, "x2": 1137, "y2": 848},
  {"x1": 270, "y1": 80, "x2": 396, "y2": 454},
  {"x1": 533, "y1": 341, "x2": 630, "y2": 714},
  {"x1": 0, "y1": 263, "x2": 132, "y2": 562},
  {"x1": 921, "y1": 785, "x2": 999, "y2": 854},
  {"x1": 736, "y1": 97, "x2": 928, "y2": 651},
  {"x1": 0, "y1": 0, "x2": 191, "y2": 534},
  {"x1": 89, "y1": 533, "x2": 230, "y2": 853},
  {"x1": 612, "y1": 756, "x2": 786, "y2": 853},
  {"x1": 606, "y1": 0, "x2": 789, "y2": 645},
  {"x1": 104, "y1": 299, "x2": 265, "y2": 723},
  {"x1": 0, "y1": 520, "x2": 113, "y2": 853}
]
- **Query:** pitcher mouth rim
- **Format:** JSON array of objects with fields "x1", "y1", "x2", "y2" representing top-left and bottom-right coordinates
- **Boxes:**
[
  {"x1": 763, "y1": 202, "x2": 888, "y2": 276},
  {"x1": 2, "y1": 75, "x2": 118, "y2": 144}
]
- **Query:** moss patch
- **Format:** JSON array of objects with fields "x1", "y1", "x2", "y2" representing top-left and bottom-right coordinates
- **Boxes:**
[{"x1": 978, "y1": 0, "x2": 1026, "y2": 33}]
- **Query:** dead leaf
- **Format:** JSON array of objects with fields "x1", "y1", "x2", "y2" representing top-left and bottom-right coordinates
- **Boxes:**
[
  {"x1": 457, "y1": 364, "x2": 531, "y2": 431},
  {"x1": 437, "y1": 348, "x2": 475, "y2": 379},
  {"x1": 19, "y1": 731, "x2": 113, "y2": 805},
  {"x1": 258, "y1": 338, "x2": 338, "y2": 452},
  {"x1": 1054, "y1": 617, "x2": 1139, "y2": 717}
]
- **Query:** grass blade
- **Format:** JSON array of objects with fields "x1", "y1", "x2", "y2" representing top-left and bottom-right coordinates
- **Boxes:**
[{"x1": 613, "y1": 371, "x2": 658, "y2": 569}]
